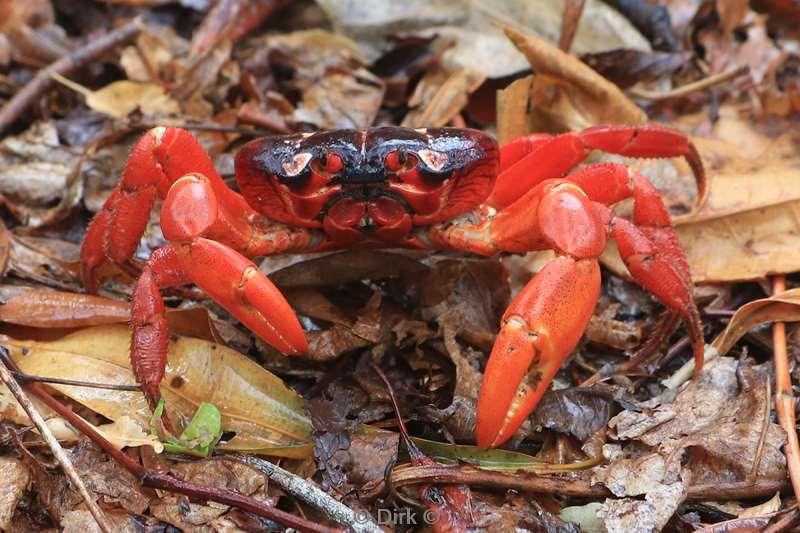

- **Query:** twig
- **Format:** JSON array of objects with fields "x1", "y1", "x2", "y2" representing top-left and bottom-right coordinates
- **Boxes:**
[
  {"x1": 662, "y1": 344, "x2": 719, "y2": 390},
  {"x1": 772, "y1": 275, "x2": 800, "y2": 502},
  {"x1": 0, "y1": 18, "x2": 143, "y2": 135},
  {"x1": 628, "y1": 65, "x2": 749, "y2": 101},
  {"x1": 580, "y1": 310, "x2": 679, "y2": 387},
  {"x1": 234, "y1": 455, "x2": 383, "y2": 533},
  {"x1": 11, "y1": 371, "x2": 140, "y2": 391},
  {"x1": 751, "y1": 375, "x2": 771, "y2": 479},
  {"x1": 559, "y1": 0, "x2": 586, "y2": 52},
  {"x1": 764, "y1": 504, "x2": 800, "y2": 533},
  {"x1": 390, "y1": 463, "x2": 786, "y2": 500},
  {"x1": 0, "y1": 352, "x2": 116, "y2": 533},
  {"x1": 0, "y1": 348, "x2": 341, "y2": 533}
]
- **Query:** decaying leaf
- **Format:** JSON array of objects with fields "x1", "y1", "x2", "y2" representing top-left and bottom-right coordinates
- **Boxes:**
[
  {"x1": 401, "y1": 67, "x2": 485, "y2": 127},
  {"x1": 53, "y1": 74, "x2": 180, "y2": 118},
  {"x1": 497, "y1": 26, "x2": 646, "y2": 142},
  {"x1": 150, "y1": 458, "x2": 273, "y2": 530},
  {"x1": 608, "y1": 358, "x2": 785, "y2": 483},
  {"x1": 0, "y1": 457, "x2": 30, "y2": 530},
  {"x1": 0, "y1": 122, "x2": 81, "y2": 227},
  {"x1": 0, "y1": 288, "x2": 130, "y2": 327},
  {"x1": 1, "y1": 325, "x2": 313, "y2": 457},
  {"x1": 713, "y1": 288, "x2": 800, "y2": 356}
]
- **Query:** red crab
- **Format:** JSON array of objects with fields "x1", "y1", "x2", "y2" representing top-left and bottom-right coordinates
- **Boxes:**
[{"x1": 81, "y1": 124, "x2": 706, "y2": 448}]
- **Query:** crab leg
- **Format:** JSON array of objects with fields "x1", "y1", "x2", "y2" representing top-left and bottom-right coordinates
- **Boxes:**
[
  {"x1": 80, "y1": 127, "x2": 253, "y2": 292},
  {"x1": 569, "y1": 162, "x2": 703, "y2": 371},
  {"x1": 131, "y1": 174, "x2": 307, "y2": 410},
  {"x1": 488, "y1": 124, "x2": 706, "y2": 210}
]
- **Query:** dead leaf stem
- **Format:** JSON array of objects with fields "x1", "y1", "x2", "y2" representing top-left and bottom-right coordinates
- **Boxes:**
[
  {"x1": 234, "y1": 455, "x2": 383, "y2": 533},
  {"x1": 559, "y1": 0, "x2": 586, "y2": 52},
  {"x1": 628, "y1": 65, "x2": 750, "y2": 100},
  {"x1": 0, "y1": 18, "x2": 143, "y2": 135},
  {"x1": 0, "y1": 349, "x2": 115, "y2": 533},
  {"x1": 772, "y1": 275, "x2": 800, "y2": 502}
]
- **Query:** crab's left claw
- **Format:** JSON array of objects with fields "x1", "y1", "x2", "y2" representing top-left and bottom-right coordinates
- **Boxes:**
[{"x1": 476, "y1": 256, "x2": 600, "y2": 449}]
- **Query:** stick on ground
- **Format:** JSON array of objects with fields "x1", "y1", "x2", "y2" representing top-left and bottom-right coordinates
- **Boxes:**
[
  {"x1": 0, "y1": 354, "x2": 116, "y2": 533},
  {"x1": 0, "y1": 18, "x2": 142, "y2": 135}
]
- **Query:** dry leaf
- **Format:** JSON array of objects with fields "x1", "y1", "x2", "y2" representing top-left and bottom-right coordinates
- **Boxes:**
[
  {"x1": 713, "y1": 288, "x2": 800, "y2": 357},
  {"x1": 497, "y1": 26, "x2": 645, "y2": 141},
  {"x1": 738, "y1": 491, "x2": 781, "y2": 519},
  {"x1": 0, "y1": 288, "x2": 130, "y2": 328},
  {"x1": 401, "y1": 67, "x2": 485, "y2": 128},
  {"x1": 54, "y1": 75, "x2": 180, "y2": 118},
  {"x1": 0, "y1": 457, "x2": 30, "y2": 530},
  {"x1": 2, "y1": 325, "x2": 313, "y2": 457},
  {"x1": 0, "y1": 122, "x2": 81, "y2": 227},
  {"x1": 316, "y1": 0, "x2": 650, "y2": 78}
]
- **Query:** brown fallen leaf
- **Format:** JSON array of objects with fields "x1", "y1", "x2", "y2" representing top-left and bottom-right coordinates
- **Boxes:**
[
  {"x1": 580, "y1": 49, "x2": 689, "y2": 89},
  {"x1": 316, "y1": 0, "x2": 650, "y2": 79},
  {"x1": 254, "y1": 29, "x2": 385, "y2": 129},
  {"x1": 608, "y1": 359, "x2": 785, "y2": 484},
  {"x1": 53, "y1": 74, "x2": 180, "y2": 118},
  {"x1": 401, "y1": 66, "x2": 485, "y2": 128},
  {"x1": 0, "y1": 457, "x2": 30, "y2": 530},
  {"x1": 713, "y1": 288, "x2": 800, "y2": 357},
  {"x1": 267, "y1": 250, "x2": 429, "y2": 289},
  {"x1": 69, "y1": 442, "x2": 150, "y2": 515},
  {"x1": 601, "y1": 359, "x2": 785, "y2": 532},
  {"x1": 497, "y1": 25, "x2": 645, "y2": 142},
  {"x1": 0, "y1": 288, "x2": 130, "y2": 328},
  {"x1": 150, "y1": 458, "x2": 273, "y2": 530},
  {"x1": 190, "y1": 0, "x2": 290, "y2": 58},
  {"x1": 0, "y1": 122, "x2": 81, "y2": 227}
]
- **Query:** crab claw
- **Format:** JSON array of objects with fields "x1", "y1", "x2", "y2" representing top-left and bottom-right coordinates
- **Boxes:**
[
  {"x1": 476, "y1": 256, "x2": 600, "y2": 449},
  {"x1": 174, "y1": 238, "x2": 308, "y2": 356}
]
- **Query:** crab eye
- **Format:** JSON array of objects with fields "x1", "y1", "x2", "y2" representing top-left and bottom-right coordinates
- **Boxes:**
[
  {"x1": 385, "y1": 149, "x2": 418, "y2": 173},
  {"x1": 311, "y1": 151, "x2": 343, "y2": 176}
]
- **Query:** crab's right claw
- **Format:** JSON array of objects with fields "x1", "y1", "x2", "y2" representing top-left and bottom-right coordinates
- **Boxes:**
[{"x1": 475, "y1": 256, "x2": 600, "y2": 449}]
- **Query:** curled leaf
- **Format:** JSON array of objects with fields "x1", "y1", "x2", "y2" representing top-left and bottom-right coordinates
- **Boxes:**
[{"x1": 713, "y1": 288, "x2": 800, "y2": 357}]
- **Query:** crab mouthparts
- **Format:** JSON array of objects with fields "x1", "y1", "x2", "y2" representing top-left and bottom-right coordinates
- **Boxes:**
[{"x1": 324, "y1": 194, "x2": 409, "y2": 232}]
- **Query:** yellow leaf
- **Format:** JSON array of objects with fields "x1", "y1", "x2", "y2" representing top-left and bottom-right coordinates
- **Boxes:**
[
  {"x1": 3, "y1": 324, "x2": 312, "y2": 458},
  {"x1": 52, "y1": 74, "x2": 179, "y2": 118}
]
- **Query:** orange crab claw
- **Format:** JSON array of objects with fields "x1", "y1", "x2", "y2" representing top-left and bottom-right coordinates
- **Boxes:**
[{"x1": 476, "y1": 256, "x2": 600, "y2": 449}]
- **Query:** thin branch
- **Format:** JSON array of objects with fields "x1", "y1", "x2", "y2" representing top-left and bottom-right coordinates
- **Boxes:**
[
  {"x1": 0, "y1": 349, "x2": 342, "y2": 533},
  {"x1": 11, "y1": 371, "x2": 140, "y2": 391},
  {"x1": 772, "y1": 275, "x2": 800, "y2": 501},
  {"x1": 559, "y1": 0, "x2": 586, "y2": 52},
  {"x1": 0, "y1": 352, "x2": 116, "y2": 533},
  {"x1": 390, "y1": 464, "x2": 786, "y2": 500},
  {"x1": 234, "y1": 455, "x2": 383, "y2": 533},
  {"x1": 628, "y1": 65, "x2": 749, "y2": 101},
  {"x1": 0, "y1": 18, "x2": 143, "y2": 135}
]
